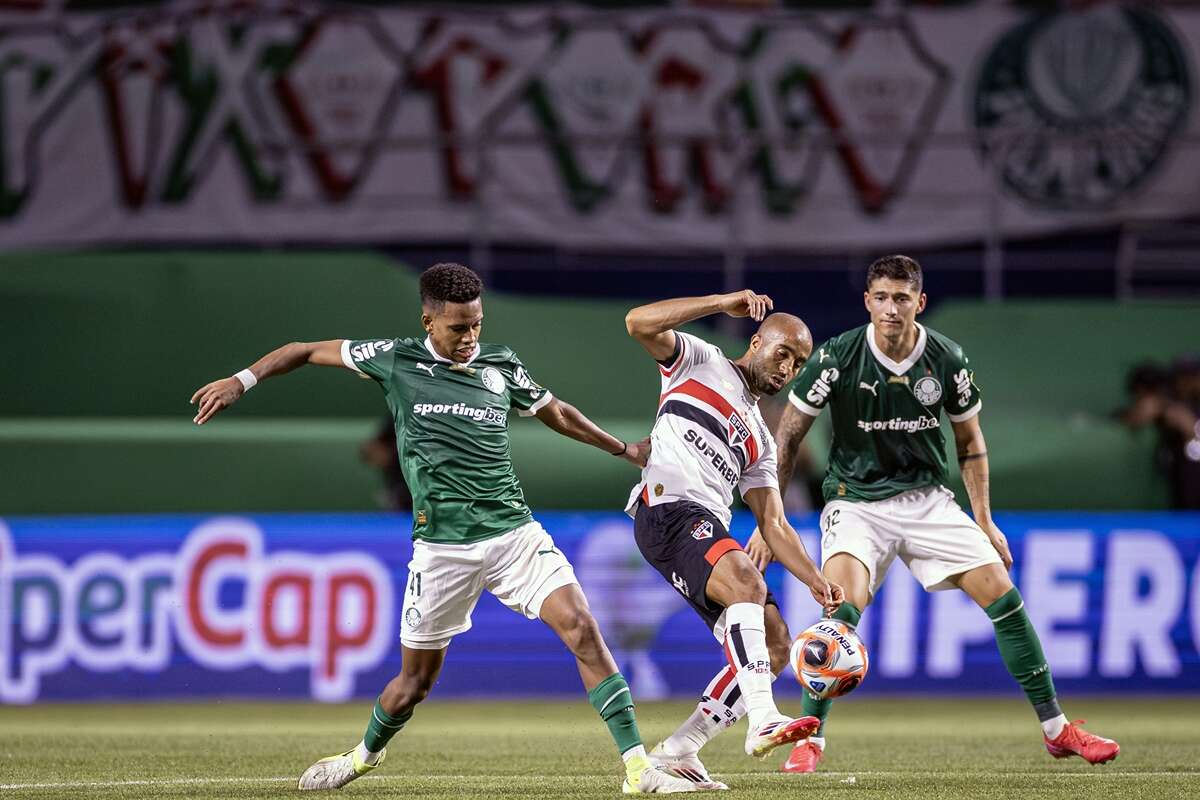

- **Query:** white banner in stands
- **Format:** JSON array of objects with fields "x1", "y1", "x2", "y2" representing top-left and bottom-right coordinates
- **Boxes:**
[{"x1": 0, "y1": 2, "x2": 1198, "y2": 247}]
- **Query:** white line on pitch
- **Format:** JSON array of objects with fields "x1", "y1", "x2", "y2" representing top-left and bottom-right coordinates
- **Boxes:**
[{"x1": 2, "y1": 771, "x2": 1197, "y2": 790}]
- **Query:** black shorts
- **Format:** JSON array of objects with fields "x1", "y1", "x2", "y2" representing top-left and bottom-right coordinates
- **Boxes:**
[{"x1": 633, "y1": 500, "x2": 777, "y2": 634}]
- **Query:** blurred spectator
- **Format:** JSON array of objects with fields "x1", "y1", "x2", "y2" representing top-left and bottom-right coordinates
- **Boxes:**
[
  {"x1": 1120, "y1": 358, "x2": 1200, "y2": 509},
  {"x1": 1119, "y1": 362, "x2": 1169, "y2": 428},
  {"x1": 360, "y1": 419, "x2": 412, "y2": 511}
]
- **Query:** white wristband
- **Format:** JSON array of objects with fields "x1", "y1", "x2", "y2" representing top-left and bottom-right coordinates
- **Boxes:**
[{"x1": 234, "y1": 368, "x2": 258, "y2": 391}]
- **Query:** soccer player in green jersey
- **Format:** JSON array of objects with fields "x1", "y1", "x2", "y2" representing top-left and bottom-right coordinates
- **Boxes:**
[
  {"x1": 743, "y1": 255, "x2": 1120, "y2": 771},
  {"x1": 189, "y1": 263, "x2": 705, "y2": 794}
]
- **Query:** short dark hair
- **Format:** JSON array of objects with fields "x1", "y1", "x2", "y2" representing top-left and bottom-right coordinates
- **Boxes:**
[
  {"x1": 420, "y1": 262, "x2": 482, "y2": 308},
  {"x1": 867, "y1": 255, "x2": 923, "y2": 293}
]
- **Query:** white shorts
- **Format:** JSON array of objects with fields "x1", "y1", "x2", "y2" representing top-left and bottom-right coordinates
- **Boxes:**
[
  {"x1": 400, "y1": 519, "x2": 579, "y2": 650},
  {"x1": 819, "y1": 485, "x2": 1001, "y2": 598}
]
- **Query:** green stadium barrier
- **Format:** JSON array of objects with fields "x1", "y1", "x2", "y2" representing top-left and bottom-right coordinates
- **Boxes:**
[
  {"x1": 0, "y1": 250, "x2": 697, "y2": 418},
  {"x1": 0, "y1": 418, "x2": 660, "y2": 514},
  {"x1": 0, "y1": 251, "x2": 1191, "y2": 512}
]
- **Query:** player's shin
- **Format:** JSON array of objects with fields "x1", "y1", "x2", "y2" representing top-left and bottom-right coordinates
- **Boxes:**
[
  {"x1": 357, "y1": 697, "x2": 412, "y2": 765},
  {"x1": 723, "y1": 603, "x2": 777, "y2": 728},
  {"x1": 802, "y1": 601, "x2": 862, "y2": 738},
  {"x1": 588, "y1": 673, "x2": 650, "y2": 772},
  {"x1": 986, "y1": 588, "x2": 1066, "y2": 737}
]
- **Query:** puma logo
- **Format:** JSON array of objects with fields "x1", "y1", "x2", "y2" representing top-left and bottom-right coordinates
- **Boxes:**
[
  {"x1": 416, "y1": 363, "x2": 436, "y2": 377},
  {"x1": 819, "y1": 348, "x2": 831, "y2": 363},
  {"x1": 859, "y1": 380, "x2": 879, "y2": 397}
]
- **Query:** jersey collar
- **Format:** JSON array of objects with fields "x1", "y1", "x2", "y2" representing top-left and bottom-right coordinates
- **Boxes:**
[
  {"x1": 866, "y1": 322, "x2": 926, "y2": 376},
  {"x1": 424, "y1": 336, "x2": 480, "y2": 365}
]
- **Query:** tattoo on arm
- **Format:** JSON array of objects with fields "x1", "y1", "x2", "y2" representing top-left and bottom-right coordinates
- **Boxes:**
[
  {"x1": 957, "y1": 451, "x2": 987, "y2": 463},
  {"x1": 959, "y1": 453, "x2": 992, "y2": 522},
  {"x1": 775, "y1": 407, "x2": 808, "y2": 495}
]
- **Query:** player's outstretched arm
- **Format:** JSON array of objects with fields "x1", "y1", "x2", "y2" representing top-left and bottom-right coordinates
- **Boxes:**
[
  {"x1": 624, "y1": 290, "x2": 774, "y2": 360},
  {"x1": 743, "y1": 486, "x2": 843, "y2": 613},
  {"x1": 190, "y1": 339, "x2": 347, "y2": 425},
  {"x1": 534, "y1": 398, "x2": 650, "y2": 468},
  {"x1": 952, "y1": 413, "x2": 1012, "y2": 570},
  {"x1": 745, "y1": 403, "x2": 817, "y2": 569},
  {"x1": 775, "y1": 403, "x2": 817, "y2": 496}
]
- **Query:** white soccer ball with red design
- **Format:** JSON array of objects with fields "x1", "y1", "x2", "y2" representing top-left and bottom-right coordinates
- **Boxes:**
[{"x1": 790, "y1": 619, "x2": 869, "y2": 700}]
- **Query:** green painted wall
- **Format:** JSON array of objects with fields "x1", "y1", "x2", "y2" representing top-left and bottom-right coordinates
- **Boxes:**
[{"x1": 1, "y1": 251, "x2": 1191, "y2": 513}]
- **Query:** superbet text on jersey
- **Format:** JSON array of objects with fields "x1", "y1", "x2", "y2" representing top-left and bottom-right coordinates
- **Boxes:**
[
  {"x1": 626, "y1": 332, "x2": 778, "y2": 528},
  {"x1": 789, "y1": 323, "x2": 981, "y2": 503}
]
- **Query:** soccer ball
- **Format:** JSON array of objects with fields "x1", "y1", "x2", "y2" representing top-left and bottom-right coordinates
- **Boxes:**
[{"x1": 790, "y1": 619, "x2": 869, "y2": 700}]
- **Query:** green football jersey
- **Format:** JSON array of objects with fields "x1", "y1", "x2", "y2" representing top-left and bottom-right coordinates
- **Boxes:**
[
  {"x1": 788, "y1": 323, "x2": 981, "y2": 503},
  {"x1": 342, "y1": 336, "x2": 551, "y2": 544}
]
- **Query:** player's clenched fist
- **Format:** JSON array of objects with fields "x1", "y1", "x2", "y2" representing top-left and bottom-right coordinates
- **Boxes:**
[
  {"x1": 190, "y1": 377, "x2": 245, "y2": 425},
  {"x1": 720, "y1": 290, "x2": 774, "y2": 322}
]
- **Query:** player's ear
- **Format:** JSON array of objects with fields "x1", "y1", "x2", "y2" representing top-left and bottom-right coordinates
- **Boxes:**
[
  {"x1": 421, "y1": 311, "x2": 434, "y2": 333},
  {"x1": 916, "y1": 293, "x2": 928, "y2": 314}
]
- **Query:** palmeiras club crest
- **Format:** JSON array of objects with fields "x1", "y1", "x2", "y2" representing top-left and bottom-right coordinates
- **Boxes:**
[{"x1": 974, "y1": 7, "x2": 1190, "y2": 210}]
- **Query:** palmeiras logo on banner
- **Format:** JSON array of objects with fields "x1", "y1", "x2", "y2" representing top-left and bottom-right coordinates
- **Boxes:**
[{"x1": 974, "y1": 7, "x2": 1190, "y2": 210}]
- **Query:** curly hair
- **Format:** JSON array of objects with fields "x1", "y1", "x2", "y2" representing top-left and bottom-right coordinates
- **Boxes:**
[
  {"x1": 419, "y1": 262, "x2": 483, "y2": 308},
  {"x1": 866, "y1": 255, "x2": 923, "y2": 293}
]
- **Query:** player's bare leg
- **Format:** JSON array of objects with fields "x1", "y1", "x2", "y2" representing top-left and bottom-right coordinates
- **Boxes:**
[
  {"x1": 652, "y1": 604, "x2": 790, "y2": 783},
  {"x1": 298, "y1": 646, "x2": 445, "y2": 790},
  {"x1": 780, "y1": 552, "x2": 870, "y2": 773},
  {"x1": 954, "y1": 563, "x2": 1119, "y2": 764},
  {"x1": 705, "y1": 551, "x2": 819, "y2": 758},
  {"x1": 539, "y1": 584, "x2": 703, "y2": 793}
]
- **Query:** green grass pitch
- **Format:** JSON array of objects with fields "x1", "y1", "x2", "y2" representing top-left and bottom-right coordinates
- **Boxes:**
[{"x1": 1, "y1": 698, "x2": 1196, "y2": 799}]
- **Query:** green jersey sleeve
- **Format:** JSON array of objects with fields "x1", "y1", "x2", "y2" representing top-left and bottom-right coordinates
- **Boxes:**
[
  {"x1": 341, "y1": 338, "x2": 398, "y2": 382},
  {"x1": 944, "y1": 346, "x2": 982, "y2": 422},
  {"x1": 788, "y1": 343, "x2": 841, "y2": 417},
  {"x1": 505, "y1": 352, "x2": 554, "y2": 417}
]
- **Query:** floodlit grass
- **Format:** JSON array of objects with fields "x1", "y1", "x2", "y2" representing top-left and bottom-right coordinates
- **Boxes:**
[{"x1": 0, "y1": 698, "x2": 1195, "y2": 799}]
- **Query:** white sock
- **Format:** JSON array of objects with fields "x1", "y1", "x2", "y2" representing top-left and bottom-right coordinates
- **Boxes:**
[
  {"x1": 622, "y1": 744, "x2": 647, "y2": 770},
  {"x1": 1041, "y1": 714, "x2": 1068, "y2": 739},
  {"x1": 663, "y1": 703, "x2": 726, "y2": 755},
  {"x1": 809, "y1": 736, "x2": 826, "y2": 751},
  {"x1": 354, "y1": 740, "x2": 383, "y2": 766},
  {"x1": 723, "y1": 602, "x2": 777, "y2": 730}
]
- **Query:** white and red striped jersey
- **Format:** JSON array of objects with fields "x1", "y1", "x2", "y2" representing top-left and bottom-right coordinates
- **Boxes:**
[{"x1": 625, "y1": 332, "x2": 779, "y2": 529}]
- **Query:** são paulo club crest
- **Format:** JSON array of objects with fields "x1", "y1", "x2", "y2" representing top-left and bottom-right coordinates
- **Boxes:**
[
  {"x1": 974, "y1": 7, "x2": 1190, "y2": 210},
  {"x1": 727, "y1": 412, "x2": 751, "y2": 447},
  {"x1": 913, "y1": 376, "x2": 942, "y2": 406}
]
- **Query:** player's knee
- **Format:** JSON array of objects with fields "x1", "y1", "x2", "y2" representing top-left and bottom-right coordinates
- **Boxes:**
[
  {"x1": 725, "y1": 560, "x2": 767, "y2": 605},
  {"x1": 709, "y1": 551, "x2": 765, "y2": 602},
  {"x1": 387, "y1": 671, "x2": 436, "y2": 711},
  {"x1": 560, "y1": 610, "x2": 603, "y2": 657}
]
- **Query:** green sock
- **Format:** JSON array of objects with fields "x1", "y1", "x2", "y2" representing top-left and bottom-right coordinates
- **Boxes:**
[
  {"x1": 588, "y1": 673, "x2": 643, "y2": 761},
  {"x1": 986, "y1": 588, "x2": 1062, "y2": 721},
  {"x1": 362, "y1": 697, "x2": 412, "y2": 753},
  {"x1": 802, "y1": 602, "x2": 862, "y2": 736}
]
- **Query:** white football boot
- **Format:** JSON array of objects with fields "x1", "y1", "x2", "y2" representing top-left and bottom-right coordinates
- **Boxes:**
[
  {"x1": 297, "y1": 746, "x2": 384, "y2": 790},
  {"x1": 649, "y1": 742, "x2": 729, "y2": 790}
]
